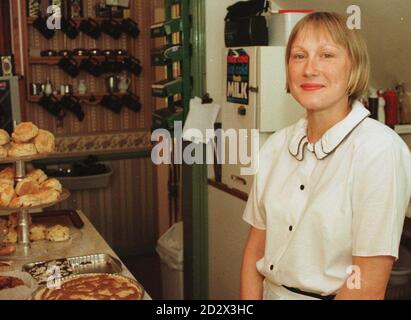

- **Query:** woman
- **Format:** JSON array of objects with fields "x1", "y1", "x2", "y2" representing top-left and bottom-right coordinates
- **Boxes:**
[{"x1": 240, "y1": 12, "x2": 411, "y2": 300}]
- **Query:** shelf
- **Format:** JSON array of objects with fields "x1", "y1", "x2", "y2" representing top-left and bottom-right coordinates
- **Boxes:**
[
  {"x1": 151, "y1": 78, "x2": 183, "y2": 97},
  {"x1": 28, "y1": 56, "x2": 124, "y2": 65},
  {"x1": 28, "y1": 93, "x2": 128, "y2": 103},
  {"x1": 394, "y1": 124, "x2": 411, "y2": 135},
  {"x1": 27, "y1": 17, "x2": 124, "y2": 25}
]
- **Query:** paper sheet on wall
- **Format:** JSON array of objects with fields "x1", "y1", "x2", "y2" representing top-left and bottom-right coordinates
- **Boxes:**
[{"x1": 182, "y1": 97, "x2": 221, "y2": 144}]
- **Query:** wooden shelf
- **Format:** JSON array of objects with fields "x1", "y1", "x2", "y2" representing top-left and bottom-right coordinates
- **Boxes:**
[
  {"x1": 28, "y1": 92, "x2": 128, "y2": 103},
  {"x1": 28, "y1": 55, "x2": 125, "y2": 65},
  {"x1": 27, "y1": 17, "x2": 124, "y2": 25},
  {"x1": 394, "y1": 124, "x2": 411, "y2": 135}
]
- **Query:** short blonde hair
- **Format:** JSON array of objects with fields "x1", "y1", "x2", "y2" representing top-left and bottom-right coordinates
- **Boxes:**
[{"x1": 285, "y1": 12, "x2": 370, "y2": 104}]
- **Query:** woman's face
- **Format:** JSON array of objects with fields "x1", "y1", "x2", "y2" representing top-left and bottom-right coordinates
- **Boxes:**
[{"x1": 288, "y1": 25, "x2": 352, "y2": 112}]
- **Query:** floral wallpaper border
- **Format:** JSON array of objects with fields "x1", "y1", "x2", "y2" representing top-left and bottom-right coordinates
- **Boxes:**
[{"x1": 55, "y1": 130, "x2": 152, "y2": 155}]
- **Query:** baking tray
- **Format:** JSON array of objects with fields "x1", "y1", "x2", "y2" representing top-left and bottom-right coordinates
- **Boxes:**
[
  {"x1": 22, "y1": 253, "x2": 122, "y2": 285},
  {"x1": 32, "y1": 209, "x2": 84, "y2": 229},
  {"x1": 31, "y1": 273, "x2": 144, "y2": 300}
]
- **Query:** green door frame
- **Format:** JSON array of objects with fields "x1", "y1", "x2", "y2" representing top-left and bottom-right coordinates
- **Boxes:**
[{"x1": 183, "y1": 0, "x2": 208, "y2": 300}]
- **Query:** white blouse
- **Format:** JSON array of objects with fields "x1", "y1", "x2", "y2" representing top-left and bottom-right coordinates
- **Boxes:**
[{"x1": 243, "y1": 101, "x2": 411, "y2": 297}]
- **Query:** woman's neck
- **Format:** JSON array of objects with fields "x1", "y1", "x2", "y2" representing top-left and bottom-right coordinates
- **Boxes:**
[{"x1": 306, "y1": 100, "x2": 351, "y2": 143}]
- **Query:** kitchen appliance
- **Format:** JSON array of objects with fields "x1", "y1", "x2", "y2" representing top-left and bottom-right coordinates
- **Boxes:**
[
  {"x1": 221, "y1": 46, "x2": 304, "y2": 193},
  {"x1": 0, "y1": 76, "x2": 22, "y2": 134}
]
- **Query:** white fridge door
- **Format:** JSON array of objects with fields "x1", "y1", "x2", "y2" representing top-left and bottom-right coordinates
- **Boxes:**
[
  {"x1": 221, "y1": 47, "x2": 258, "y2": 194},
  {"x1": 257, "y1": 46, "x2": 304, "y2": 132}
]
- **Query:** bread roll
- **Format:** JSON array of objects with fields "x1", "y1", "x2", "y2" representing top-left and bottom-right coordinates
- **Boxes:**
[
  {"x1": 12, "y1": 122, "x2": 39, "y2": 143},
  {"x1": 33, "y1": 129, "x2": 55, "y2": 154},
  {"x1": 8, "y1": 143, "x2": 37, "y2": 158},
  {"x1": 41, "y1": 178, "x2": 62, "y2": 193},
  {"x1": 29, "y1": 224, "x2": 46, "y2": 241},
  {"x1": 27, "y1": 169, "x2": 48, "y2": 183},
  {"x1": 0, "y1": 129, "x2": 10, "y2": 146},
  {"x1": 0, "y1": 168, "x2": 15, "y2": 181},
  {"x1": 38, "y1": 189, "x2": 60, "y2": 204},
  {"x1": 45, "y1": 224, "x2": 69, "y2": 242},
  {"x1": 15, "y1": 177, "x2": 40, "y2": 196},
  {"x1": 18, "y1": 194, "x2": 42, "y2": 207},
  {"x1": 0, "y1": 184, "x2": 15, "y2": 207},
  {"x1": 0, "y1": 244, "x2": 16, "y2": 256},
  {"x1": 8, "y1": 197, "x2": 22, "y2": 209},
  {"x1": 0, "y1": 146, "x2": 7, "y2": 159},
  {"x1": 3, "y1": 228, "x2": 17, "y2": 244}
]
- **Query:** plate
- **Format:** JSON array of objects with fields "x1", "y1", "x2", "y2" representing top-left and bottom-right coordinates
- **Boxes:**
[
  {"x1": 0, "y1": 153, "x2": 50, "y2": 164},
  {"x1": 0, "y1": 189, "x2": 70, "y2": 215}
]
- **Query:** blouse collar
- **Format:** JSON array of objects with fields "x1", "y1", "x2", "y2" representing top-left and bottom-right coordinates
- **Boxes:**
[{"x1": 288, "y1": 100, "x2": 370, "y2": 161}]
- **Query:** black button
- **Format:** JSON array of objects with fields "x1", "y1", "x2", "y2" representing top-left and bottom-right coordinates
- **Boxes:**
[
  {"x1": 300, "y1": 185, "x2": 305, "y2": 190},
  {"x1": 289, "y1": 225, "x2": 293, "y2": 231},
  {"x1": 270, "y1": 265, "x2": 274, "y2": 270}
]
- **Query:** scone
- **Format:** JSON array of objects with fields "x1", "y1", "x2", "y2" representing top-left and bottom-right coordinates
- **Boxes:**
[
  {"x1": 8, "y1": 197, "x2": 22, "y2": 209},
  {"x1": 0, "y1": 183, "x2": 15, "y2": 207},
  {"x1": 15, "y1": 177, "x2": 40, "y2": 196},
  {"x1": 37, "y1": 189, "x2": 60, "y2": 204},
  {"x1": 18, "y1": 194, "x2": 43, "y2": 207},
  {"x1": 27, "y1": 169, "x2": 48, "y2": 183},
  {"x1": 41, "y1": 178, "x2": 62, "y2": 193},
  {"x1": 12, "y1": 122, "x2": 39, "y2": 143},
  {"x1": 33, "y1": 129, "x2": 55, "y2": 154},
  {"x1": 45, "y1": 225, "x2": 70, "y2": 242},
  {"x1": 29, "y1": 224, "x2": 46, "y2": 241},
  {"x1": 3, "y1": 228, "x2": 17, "y2": 244},
  {"x1": 0, "y1": 146, "x2": 7, "y2": 159},
  {"x1": 0, "y1": 167, "x2": 15, "y2": 181},
  {"x1": 0, "y1": 129, "x2": 10, "y2": 146},
  {"x1": 8, "y1": 143, "x2": 37, "y2": 158}
]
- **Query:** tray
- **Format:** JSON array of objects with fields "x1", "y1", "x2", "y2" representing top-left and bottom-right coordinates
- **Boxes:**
[
  {"x1": 22, "y1": 253, "x2": 123, "y2": 285},
  {"x1": 0, "y1": 153, "x2": 49, "y2": 164},
  {"x1": 0, "y1": 189, "x2": 70, "y2": 215},
  {"x1": 31, "y1": 273, "x2": 144, "y2": 300},
  {"x1": 32, "y1": 210, "x2": 84, "y2": 229}
]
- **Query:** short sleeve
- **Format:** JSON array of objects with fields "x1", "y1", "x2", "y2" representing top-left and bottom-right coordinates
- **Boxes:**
[
  {"x1": 242, "y1": 174, "x2": 266, "y2": 230},
  {"x1": 351, "y1": 139, "x2": 411, "y2": 259}
]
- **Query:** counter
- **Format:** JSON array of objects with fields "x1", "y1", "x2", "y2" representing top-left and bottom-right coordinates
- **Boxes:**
[{"x1": 1, "y1": 210, "x2": 151, "y2": 300}]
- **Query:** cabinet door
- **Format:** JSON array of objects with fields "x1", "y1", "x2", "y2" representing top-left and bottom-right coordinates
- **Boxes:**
[{"x1": 221, "y1": 47, "x2": 258, "y2": 194}]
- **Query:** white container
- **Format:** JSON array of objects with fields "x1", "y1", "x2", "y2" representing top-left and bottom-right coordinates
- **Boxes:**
[
  {"x1": 156, "y1": 222, "x2": 184, "y2": 299},
  {"x1": 267, "y1": 12, "x2": 308, "y2": 46}
]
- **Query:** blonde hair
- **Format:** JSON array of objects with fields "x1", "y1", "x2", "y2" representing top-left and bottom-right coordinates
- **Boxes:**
[{"x1": 285, "y1": 12, "x2": 370, "y2": 104}]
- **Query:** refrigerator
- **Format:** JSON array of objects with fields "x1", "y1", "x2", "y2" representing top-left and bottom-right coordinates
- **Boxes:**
[{"x1": 221, "y1": 46, "x2": 304, "y2": 194}]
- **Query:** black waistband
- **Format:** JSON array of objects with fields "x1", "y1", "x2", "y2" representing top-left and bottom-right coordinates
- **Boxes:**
[{"x1": 283, "y1": 285, "x2": 336, "y2": 300}]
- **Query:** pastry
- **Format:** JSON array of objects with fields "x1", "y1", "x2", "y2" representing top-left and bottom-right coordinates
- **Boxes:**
[
  {"x1": 33, "y1": 274, "x2": 143, "y2": 300},
  {"x1": 0, "y1": 275, "x2": 24, "y2": 290},
  {"x1": 33, "y1": 129, "x2": 55, "y2": 154},
  {"x1": 9, "y1": 197, "x2": 22, "y2": 209},
  {"x1": 8, "y1": 143, "x2": 37, "y2": 158},
  {"x1": 12, "y1": 122, "x2": 39, "y2": 143},
  {"x1": 29, "y1": 224, "x2": 46, "y2": 241},
  {"x1": 0, "y1": 167, "x2": 15, "y2": 181},
  {"x1": 15, "y1": 177, "x2": 40, "y2": 196},
  {"x1": 0, "y1": 244, "x2": 16, "y2": 257},
  {"x1": 0, "y1": 129, "x2": 10, "y2": 146},
  {"x1": 3, "y1": 228, "x2": 17, "y2": 244},
  {"x1": 18, "y1": 194, "x2": 42, "y2": 207},
  {"x1": 0, "y1": 183, "x2": 15, "y2": 207},
  {"x1": 27, "y1": 169, "x2": 48, "y2": 183},
  {"x1": 0, "y1": 146, "x2": 7, "y2": 159},
  {"x1": 41, "y1": 178, "x2": 62, "y2": 193},
  {"x1": 37, "y1": 189, "x2": 60, "y2": 204},
  {"x1": 0, "y1": 178, "x2": 14, "y2": 187},
  {"x1": 45, "y1": 224, "x2": 69, "y2": 242}
]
